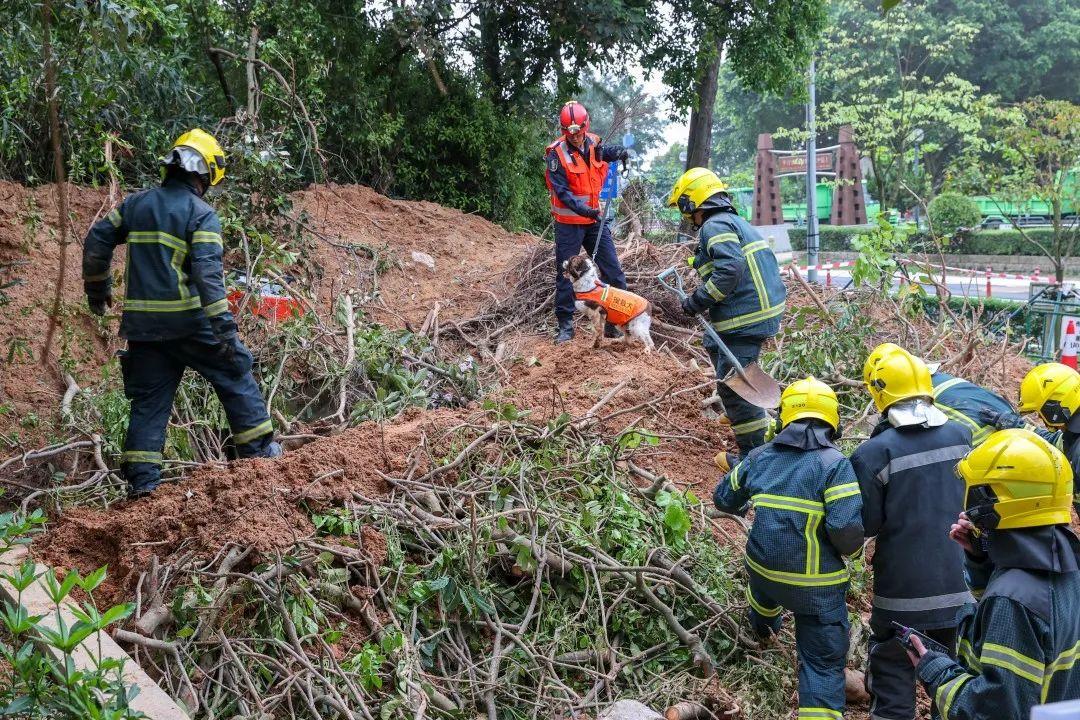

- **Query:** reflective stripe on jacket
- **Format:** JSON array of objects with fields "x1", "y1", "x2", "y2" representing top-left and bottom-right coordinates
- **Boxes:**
[
  {"x1": 83, "y1": 179, "x2": 232, "y2": 341},
  {"x1": 714, "y1": 423, "x2": 863, "y2": 594},
  {"x1": 917, "y1": 526, "x2": 1080, "y2": 719},
  {"x1": 574, "y1": 283, "x2": 649, "y2": 326},
  {"x1": 545, "y1": 133, "x2": 607, "y2": 224},
  {"x1": 932, "y1": 372, "x2": 1015, "y2": 446},
  {"x1": 851, "y1": 420, "x2": 974, "y2": 628},
  {"x1": 690, "y1": 212, "x2": 786, "y2": 339}
]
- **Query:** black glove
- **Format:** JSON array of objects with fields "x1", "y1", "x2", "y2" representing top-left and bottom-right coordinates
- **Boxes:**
[
  {"x1": 681, "y1": 294, "x2": 706, "y2": 317},
  {"x1": 87, "y1": 293, "x2": 112, "y2": 316},
  {"x1": 585, "y1": 207, "x2": 602, "y2": 221},
  {"x1": 619, "y1": 149, "x2": 630, "y2": 162},
  {"x1": 978, "y1": 407, "x2": 1023, "y2": 430}
]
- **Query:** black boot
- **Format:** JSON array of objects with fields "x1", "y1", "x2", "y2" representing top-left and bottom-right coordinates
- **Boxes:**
[{"x1": 555, "y1": 317, "x2": 574, "y2": 344}]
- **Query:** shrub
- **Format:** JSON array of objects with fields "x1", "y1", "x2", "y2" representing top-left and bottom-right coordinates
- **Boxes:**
[
  {"x1": 928, "y1": 192, "x2": 981, "y2": 238},
  {"x1": 789, "y1": 226, "x2": 1058, "y2": 256}
]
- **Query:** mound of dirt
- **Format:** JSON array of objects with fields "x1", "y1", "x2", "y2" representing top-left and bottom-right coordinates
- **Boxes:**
[
  {"x1": 291, "y1": 183, "x2": 539, "y2": 328},
  {"x1": 34, "y1": 406, "x2": 468, "y2": 604}
]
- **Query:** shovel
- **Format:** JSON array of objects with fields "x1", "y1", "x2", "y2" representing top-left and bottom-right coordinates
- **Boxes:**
[{"x1": 657, "y1": 267, "x2": 781, "y2": 409}]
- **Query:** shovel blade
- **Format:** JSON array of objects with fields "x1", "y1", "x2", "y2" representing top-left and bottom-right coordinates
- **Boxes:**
[{"x1": 721, "y1": 362, "x2": 781, "y2": 409}]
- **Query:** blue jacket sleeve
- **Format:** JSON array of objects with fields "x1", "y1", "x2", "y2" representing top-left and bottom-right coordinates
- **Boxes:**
[
  {"x1": 851, "y1": 445, "x2": 886, "y2": 538},
  {"x1": 714, "y1": 458, "x2": 753, "y2": 516},
  {"x1": 597, "y1": 143, "x2": 626, "y2": 163},
  {"x1": 823, "y1": 457, "x2": 864, "y2": 555},
  {"x1": 917, "y1": 596, "x2": 1048, "y2": 720},
  {"x1": 187, "y1": 209, "x2": 236, "y2": 339},
  {"x1": 692, "y1": 220, "x2": 747, "y2": 310},
  {"x1": 82, "y1": 200, "x2": 129, "y2": 300},
  {"x1": 545, "y1": 151, "x2": 594, "y2": 218}
]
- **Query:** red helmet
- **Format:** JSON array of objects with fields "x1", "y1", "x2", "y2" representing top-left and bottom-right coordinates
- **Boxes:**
[{"x1": 559, "y1": 101, "x2": 590, "y2": 137}]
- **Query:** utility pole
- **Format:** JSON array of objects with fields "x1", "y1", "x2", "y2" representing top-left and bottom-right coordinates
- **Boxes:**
[{"x1": 806, "y1": 57, "x2": 819, "y2": 283}]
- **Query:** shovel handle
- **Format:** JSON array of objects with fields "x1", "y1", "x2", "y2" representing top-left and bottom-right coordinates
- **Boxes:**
[{"x1": 656, "y1": 267, "x2": 687, "y2": 299}]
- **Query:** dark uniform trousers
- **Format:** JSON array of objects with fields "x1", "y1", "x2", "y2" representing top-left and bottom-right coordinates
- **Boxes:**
[
  {"x1": 708, "y1": 336, "x2": 770, "y2": 455},
  {"x1": 868, "y1": 619, "x2": 957, "y2": 720},
  {"x1": 120, "y1": 337, "x2": 274, "y2": 493},
  {"x1": 553, "y1": 221, "x2": 627, "y2": 320}
]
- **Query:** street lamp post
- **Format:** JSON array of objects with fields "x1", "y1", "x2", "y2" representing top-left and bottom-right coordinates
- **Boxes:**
[{"x1": 806, "y1": 58, "x2": 819, "y2": 283}]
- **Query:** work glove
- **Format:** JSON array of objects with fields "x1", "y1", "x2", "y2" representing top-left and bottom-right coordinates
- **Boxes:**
[
  {"x1": 978, "y1": 408, "x2": 1023, "y2": 430},
  {"x1": 680, "y1": 294, "x2": 706, "y2": 317},
  {"x1": 87, "y1": 292, "x2": 112, "y2": 316},
  {"x1": 584, "y1": 207, "x2": 602, "y2": 221},
  {"x1": 619, "y1": 149, "x2": 630, "y2": 162},
  {"x1": 763, "y1": 417, "x2": 780, "y2": 442}
]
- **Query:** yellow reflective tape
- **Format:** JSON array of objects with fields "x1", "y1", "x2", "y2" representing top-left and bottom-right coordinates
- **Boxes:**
[
  {"x1": 696, "y1": 261, "x2": 714, "y2": 278},
  {"x1": 958, "y1": 638, "x2": 981, "y2": 671},
  {"x1": 234, "y1": 419, "x2": 273, "y2": 445},
  {"x1": 600, "y1": 287, "x2": 610, "y2": 303},
  {"x1": 938, "y1": 403, "x2": 981, "y2": 432},
  {"x1": 745, "y1": 584, "x2": 782, "y2": 618},
  {"x1": 804, "y1": 512, "x2": 821, "y2": 575},
  {"x1": 83, "y1": 271, "x2": 110, "y2": 282},
  {"x1": 711, "y1": 301, "x2": 786, "y2": 332},
  {"x1": 121, "y1": 451, "x2": 163, "y2": 465},
  {"x1": 123, "y1": 297, "x2": 202, "y2": 312},
  {"x1": 797, "y1": 709, "x2": 842, "y2": 720},
  {"x1": 729, "y1": 464, "x2": 741, "y2": 492},
  {"x1": 746, "y1": 555, "x2": 848, "y2": 587},
  {"x1": 824, "y1": 482, "x2": 860, "y2": 503},
  {"x1": 704, "y1": 279, "x2": 726, "y2": 301},
  {"x1": 752, "y1": 493, "x2": 825, "y2": 515},
  {"x1": 731, "y1": 417, "x2": 771, "y2": 435},
  {"x1": 745, "y1": 250, "x2": 770, "y2": 311},
  {"x1": 706, "y1": 232, "x2": 739, "y2": 248},
  {"x1": 932, "y1": 377, "x2": 966, "y2": 398},
  {"x1": 937, "y1": 674, "x2": 973, "y2": 718},
  {"x1": 106, "y1": 209, "x2": 122, "y2": 228},
  {"x1": 191, "y1": 231, "x2": 223, "y2": 244},
  {"x1": 204, "y1": 298, "x2": 229, "y2": 317},
  {"x1": 742, "y1": 240, "x2": 769, "y2": 254},
  {"x1": 980, "y1": 642, "x2": 1043, "y2": 685},
  {"x1": 1043, "y1": 640, "x2": 1080, "y2": 702},
  {"x1": 127, "y1": 230, "x2": 187, "y2": 254},
  {"x1": 171, "y1": 248, "x2": 189, "y2": 300}
]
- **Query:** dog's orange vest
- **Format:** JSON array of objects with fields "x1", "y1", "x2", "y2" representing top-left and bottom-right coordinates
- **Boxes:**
[{"x1": 575, "y1": 283, "x2": 649, "y2": 326}]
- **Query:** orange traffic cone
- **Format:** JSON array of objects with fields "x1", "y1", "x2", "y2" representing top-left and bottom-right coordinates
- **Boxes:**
[{"x1": 1062, "y1": 320, "x2": 1078, "y2": 370}]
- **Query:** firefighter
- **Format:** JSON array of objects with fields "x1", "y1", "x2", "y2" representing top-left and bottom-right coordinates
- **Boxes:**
[
  {"x1": 668, "y1": 168, "x2": 786, "y2": 464},
  {"x1": 863, "y1": 342, "x2": 1025, "y2": 445},
  {"x1": 851, "y1": 345, "x2": 974, "y2": 720},
  {"x1": 912, "y1": 429, "x2": 1080, "y2": 719},
  {"x1": 546, "y1": 100, "x2": 629, "y2": 344},
  {"x1": 714, "y1": 377, "x2": 863, "y2": 720},
  {"x1": 82, "y1": 129, "x2": 281, "y2": 498},
  {"x1": 1007, "y1": 364, "x2": 1080, "y2": 510}
]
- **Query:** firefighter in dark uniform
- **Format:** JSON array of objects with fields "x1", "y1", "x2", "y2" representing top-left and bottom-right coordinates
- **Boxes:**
[
  {"x1": 851, "y1": 344, "x2": 974, "y2": 720},
  {"x1": 668, "y1": 167, "x2": 787, "y2": 464},
  {"x1": 545, "y1": 100, "x2": 629, "y2": 344},
  {"x1": 714, "y1": 377, "x2": 863, "y2": 720},
  {"x1": 864, "y1": 342, "x2": 1029, "y2": 446},
  {"x1": 912, "y1": 429, "x2": 1080, "y2": 719},
  {"x1": 82, "y1": 129, "x2": 280, "y2": 498}
]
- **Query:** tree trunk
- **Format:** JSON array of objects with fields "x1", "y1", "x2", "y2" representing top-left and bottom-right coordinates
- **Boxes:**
[
  {"x1": 41, "y1": 0, "x2": 71, "y2": 367},
  {"x1": 245, "y1": 24, "x2": 259, "y2": 123},
  {"x1": 684, "y1": 34, "x2": 723, "y2": 170}
]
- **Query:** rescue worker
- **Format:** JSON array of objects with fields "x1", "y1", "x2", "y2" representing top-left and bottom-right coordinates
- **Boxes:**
[
  {"x1": 912, "y1": 429, "x2": 1080, "y2": 718},
  {"x1": 668, "y1": 168, "x2": 786, "y2": 464},
  {"x1": 714, "y1": 377, "x2": 863, "y2": 720},
  {"x1": 863, "y1": 342, "x2": 1025, "y2": 445},
  {"x1": 82, "y1": 129, "x2": 281, "y2": 499},
  {"x1": 546, "y1": 100, "x2": 629, "y2": 344},
  {"x1": 851, "y1": 345, "x2": 974, "y2": 720},
  {"x1": 1005, "y1": 364, "x2": 1080, "y2": 510}
]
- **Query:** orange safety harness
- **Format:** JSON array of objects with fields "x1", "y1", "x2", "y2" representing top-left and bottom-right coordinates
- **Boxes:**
[{"x1": 575, "y1": 282, "x2": 649, "y2": 326}]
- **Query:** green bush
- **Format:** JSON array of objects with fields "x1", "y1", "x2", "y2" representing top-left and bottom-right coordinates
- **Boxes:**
[
  {"x1": 789, "y1": 226, "x2": 1058, "y2": 256},
  {"x1": 928, "y1": 192, "x2": 981, "y2": 237}
]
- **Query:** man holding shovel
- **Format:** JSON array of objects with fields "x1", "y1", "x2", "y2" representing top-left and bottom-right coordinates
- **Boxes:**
[{"x1": 667, "y1": 168, "x2": 787, "y2": 467}]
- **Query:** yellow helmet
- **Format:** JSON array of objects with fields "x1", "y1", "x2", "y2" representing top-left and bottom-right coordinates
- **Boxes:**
[
  {"x1": 666, "y1": 168, "x2": 729, "y2": 217},
  {"x1": 866, "y1": 346, "x2": 933, "y2": 413},
  {"x1": 955, "y1": 429, "x2": 1073, "y2": 530},
  {"x1": 863, "y1": 342, "x2": 904, "y2": 387},
  {"x1": 1018, "y1": 363, "x2": 1080, "y2": 428},
  {"x1": 169, "y1": 128, "x2": 226, "y2": 186},
  {"x1": 780, "y1": 376, "x2": 840, "y2": 431}
]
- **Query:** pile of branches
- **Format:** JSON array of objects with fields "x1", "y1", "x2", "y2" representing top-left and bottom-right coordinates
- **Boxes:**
[{"x1": 113, "y1": 413, "x2": 795, "y2": 719}]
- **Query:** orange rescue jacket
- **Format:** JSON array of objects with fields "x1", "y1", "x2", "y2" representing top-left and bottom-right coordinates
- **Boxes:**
[
  {"x1": 545, "y1": 133, "x2": 607, "y2": 225},
  {"x1": 575, "y1": 283, "x2": 649, "y2": 326}
]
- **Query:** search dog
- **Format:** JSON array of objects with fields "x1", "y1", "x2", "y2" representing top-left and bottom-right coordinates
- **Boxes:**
[{"x1": 563, "y1": 254, "x2": 655, "y2": 353}]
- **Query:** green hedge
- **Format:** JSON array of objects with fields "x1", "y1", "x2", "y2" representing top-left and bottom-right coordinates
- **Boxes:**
[{"x1": 788, "y1": 226, "x2": 1059, "y2": 255}]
